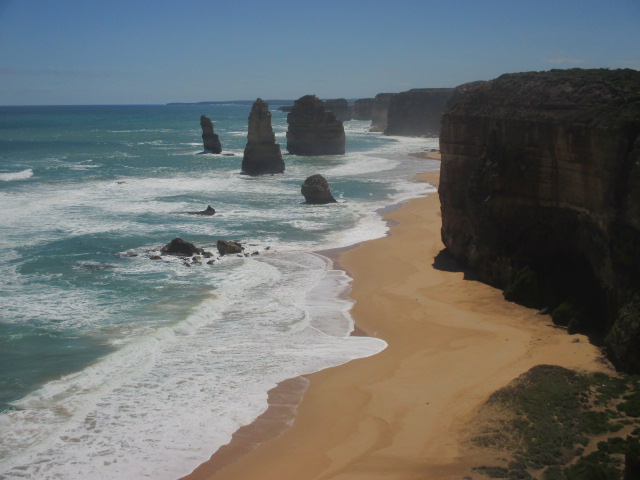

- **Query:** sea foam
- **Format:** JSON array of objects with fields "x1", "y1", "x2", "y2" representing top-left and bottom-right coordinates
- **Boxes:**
[{"x1": 0, "y1": 168, "x2": 33, "y2": 181}]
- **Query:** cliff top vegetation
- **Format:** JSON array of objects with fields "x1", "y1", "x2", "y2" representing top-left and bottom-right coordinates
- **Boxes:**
[{"x1": 447, "y1": 68, "x2": 640, "y2": 129}]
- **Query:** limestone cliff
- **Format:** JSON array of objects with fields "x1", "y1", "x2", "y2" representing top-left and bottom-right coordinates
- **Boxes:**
[
  {"x1": 241, "y1": 99, "x2": 284, "y2": 175},
  {"x1": 352, "y1": 98, "x2": 374, "y2": 120},
  {"x1": 439, "y1": 69, "x2": 640, "y2": 372},
  {"x1": 286, "y1": 95, "x2": 345, "y2": 156},
  {"x1": 200, "y1": 115, "x2": 222, "y2": 153},
  {"x1": 324, "y1": 98, "x2": 352, "y2": 121},
  {"x1": 370, "y1": 93, "x2": 392, "y2": 132},
  {"x1": 384, "y1": 88, "x2": 454, "y2": 136}
]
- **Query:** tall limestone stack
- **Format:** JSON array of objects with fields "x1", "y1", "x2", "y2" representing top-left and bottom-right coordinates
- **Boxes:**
[
  {"x1": 370, "y1": 93, "x2": 393, "y2": 132},
  {"x1": 384, "y1": 88, "x2": 455, "y2": 136},
  {"x1": 200, "y1": 115, "x2": 222, "y2": 153},
  {"x1": 352, "y1": 98, "x2": 374, "y2": 120},
  {"x1": 438, "y1": 68, "x2": 640, "y2": 372},
  {"x1": 324, "y1": 98, "x2": 352, "y2": 121},
  {"x1": 286, "y1": 95, "x2": 345, "y2": 156},
  {"x1": 241, "y1": 99, "x2": 285, "y2": 175}
]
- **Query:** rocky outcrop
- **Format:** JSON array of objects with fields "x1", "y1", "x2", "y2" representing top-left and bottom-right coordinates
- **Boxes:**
[
  {"x1": 438, "y1": 68, "x2": 640, "y2": 372},
  {"x1": 200, "y1": 115, "x2": 222, "y2": 153},
  {"x1": 324, "y1": 98, "x2": 351, "y2": 121},
  {"x1": 352, "y1": 98, "x2": 374, "y2": 120},
  {"x1": 301, "y1": 174, "x2": 337, "y2": 204},
  {"x1": 186, "y1": 205, "x2": 216, "y2": 216},
  {"x1": 241, "y1": 99, "x2": 285, "y2": 175},
  {"x1": 161, "y1": 238, "x2": 204, "y2": 256},
  {"x1": 384, "y1": 88, "x2": 454, "y2": 136},
  {"x1": 217, "y1": 240, "x2": 243, "y2": 255},
  {"x1": 370, "y1": 93, "x2": 393, "y2": 132},
  {"x1": 286, "y1": 95, "x2": 345, "y2": 156}
]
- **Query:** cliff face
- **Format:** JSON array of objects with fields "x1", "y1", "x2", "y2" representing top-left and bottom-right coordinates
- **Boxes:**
[
  {"x1": 439, "y1": 69, "x2": 640, "y2": 372},
  {"x1": 286, "y1": 95, "x2": 345, "y2": 156},
  {"x1": 325, "y1": 98, "x2": 352, "y2": 121},
  {"x1": 352, "y1": 98, "x2": 374, "y2": 120},
  {"x1": 370, "y1": 93, "x2": 393, "y2": 132},
  {"x1": 384, "y1": 88, "x2": 454, "y2": 137}
]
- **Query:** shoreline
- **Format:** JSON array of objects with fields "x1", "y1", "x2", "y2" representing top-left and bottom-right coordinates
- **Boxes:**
[{"x1": 181, "y1": 166, "x2": 611, "y2": 480}]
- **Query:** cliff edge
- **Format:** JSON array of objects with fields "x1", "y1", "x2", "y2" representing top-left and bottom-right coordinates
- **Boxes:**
[
  {"x1": 385, "y1": 88, "x2": 454, "y2": 136},
  {"x1": 439, "y1": 68, "x2": 640, "y2": 372}
]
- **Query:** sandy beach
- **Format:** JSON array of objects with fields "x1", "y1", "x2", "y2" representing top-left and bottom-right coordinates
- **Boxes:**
[{"x1": 182, "y1": 165, "x2": 612, "y2": 480}]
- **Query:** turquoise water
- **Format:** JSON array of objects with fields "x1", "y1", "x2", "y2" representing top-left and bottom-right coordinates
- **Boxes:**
[{"x1": 0, "y1": 104, "x2": 439, "y2": 479}]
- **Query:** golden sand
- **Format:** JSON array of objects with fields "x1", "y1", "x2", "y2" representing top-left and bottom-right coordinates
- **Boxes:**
[{"x1": 182, "y1": 171, "x2": 611, "y2": 480}]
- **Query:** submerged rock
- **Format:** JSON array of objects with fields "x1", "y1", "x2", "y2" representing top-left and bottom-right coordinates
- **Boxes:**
[
  {"x1": 301, "y1": 174, "x2": 337, "y2": 204},
  {"x1": 161, "y1": 238, "x2": 204, "y2": 257},
  {"x1": 200, "y1": 115, "x2": 222, "y2": 153},
  {"x1": 241, "y1": 99, "x2": 285, "y2": 175},
  {"x1": 286, "y1": 95, "x2": 345, "y2": 156}
]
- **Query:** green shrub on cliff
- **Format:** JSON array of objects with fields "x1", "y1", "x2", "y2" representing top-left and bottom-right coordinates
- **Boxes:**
[{"x1": 504, "y1": 266, "x2": 550, "y2": 309}]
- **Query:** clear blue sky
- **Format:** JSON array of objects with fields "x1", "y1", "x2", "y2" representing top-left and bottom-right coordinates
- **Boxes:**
[{"x1": 1, "y1": 0, "x2": 638, "y2": 105}]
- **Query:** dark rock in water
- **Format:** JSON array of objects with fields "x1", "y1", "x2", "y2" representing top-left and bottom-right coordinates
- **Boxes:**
[
  {"x1": 200, "y1": 115, "x2": 222, "y2": 153},
  {"x1": 241, "y1": 99, "x2": 285, "y2": 175},
  {"x1": 370, "y1": 93, "x2": 393, "y2": 132},
  {"x1": 301, "y1": 174, "x2": 337, "y2": 204},
  {"x1": 161, "y1": 237, "x2": 204, "y2": 257},
  {"x1": 286, "y1": 95, "x2": 345, "y2": 155},
  {"x1": 384, "y1": 88, "x2": 454, "y2": 137},
  {"x1": 217, "y1": 240, "x2": 243, "y2": 255},
  {"x1": 352, "y1": 98, "x2": 374, "y2": 120},
  {"x1": 150, "y1": 255, "x2": 162, "y2": 260},
  {"x1": 187, "y1": 205, "x2": 216, "y2": 216},
  {"x1": 438, "y1": 68, "x2": 640, "y2": 373},
  {"x1": 325, "y1": 98, "x2": 352, "y2": 121}
]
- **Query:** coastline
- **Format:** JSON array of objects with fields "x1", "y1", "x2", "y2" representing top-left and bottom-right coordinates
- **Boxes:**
[{"x1": 181, "y1": 165, "x2": 611, "y2": 480}]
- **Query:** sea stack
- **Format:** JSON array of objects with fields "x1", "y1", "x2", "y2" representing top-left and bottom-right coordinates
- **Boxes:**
[
  {"x1": 200, "y1": 115, "x2": 222, "y2": 153},
  {"x1": 286, "y1": 95, "x2": 345, "y2": 156},
  {"x1": 241, "y1": 99, "x2": 285, "y2": 175},
  {"x1": 301, "y1": 174, "x2": 337, "y2": 204}
]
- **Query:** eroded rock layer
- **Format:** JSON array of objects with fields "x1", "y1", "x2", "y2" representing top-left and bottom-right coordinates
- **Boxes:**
[
  {"x1": 286, "y1": 95, "x2": 345, "y2": 156},
  {"x1": 384, "y1": 88, "x2": 454, "y2": 136},
  {"x1": 439, "y1": 69, "x2": 640, "y2": 372},
  {"x1": 241, "y1": 99, "x2": 284, "y2": 175}
]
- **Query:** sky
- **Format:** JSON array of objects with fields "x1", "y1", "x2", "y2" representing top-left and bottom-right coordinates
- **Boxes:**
[{"x1": 0, "y1": 0, "x2": 638, "y2": 105}]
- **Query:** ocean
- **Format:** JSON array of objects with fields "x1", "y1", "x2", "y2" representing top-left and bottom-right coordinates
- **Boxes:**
[{"x1": 0, "y1": 104, "x2": 439, "y2": 479}]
